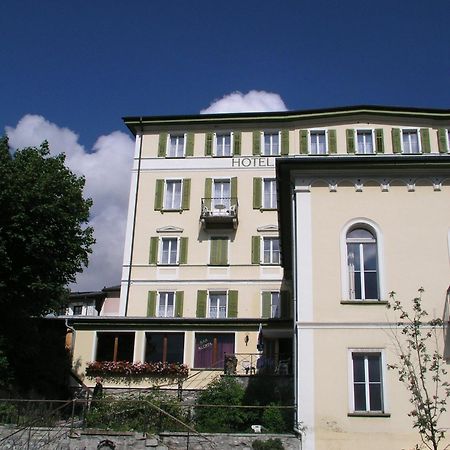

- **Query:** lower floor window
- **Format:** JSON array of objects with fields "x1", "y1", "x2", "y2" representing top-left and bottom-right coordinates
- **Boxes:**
[
  {"x1": 145, "y1": 332, "x2": 184, "y2": 364},
  {"x1": 351, "y1": 351, "x2": 384, "y2": 412},
  {"x1": 194, "y1": 333, "x2": 235, "y2": 369},
  {"x1": 96, "y1": 332, "x2": 135, "y2": 362}
]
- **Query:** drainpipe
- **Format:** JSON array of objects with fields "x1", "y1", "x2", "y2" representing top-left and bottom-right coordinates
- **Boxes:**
[{"x1": 124, "y1": 118, "x2": 144, "y2": 316}]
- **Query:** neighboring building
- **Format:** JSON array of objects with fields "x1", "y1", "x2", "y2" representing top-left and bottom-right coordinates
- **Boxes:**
[{"x1": 65, "y1": 285, "x2": 121, "y2": 317}]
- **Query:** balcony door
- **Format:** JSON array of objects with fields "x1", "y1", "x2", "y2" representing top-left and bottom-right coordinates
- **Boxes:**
[{"x1": 213, "y1": 179, "x2": 231, "y2": 212}]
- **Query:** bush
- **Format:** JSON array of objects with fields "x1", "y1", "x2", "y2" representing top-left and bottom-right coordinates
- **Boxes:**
[
  {"x1": 252, "y1": 438, "x2": 285, "y2": 450},
  {"x1": 261, "y1": 403, "x2": 286, "y2": 433}
]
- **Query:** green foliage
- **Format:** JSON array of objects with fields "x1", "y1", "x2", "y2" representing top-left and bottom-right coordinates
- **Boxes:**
[
  {"x1": 261, "y1": 403, "x2": 286, "y2": 433},
  {"x1": 252, "y1": 438, "x2": 285, "y2": 450},
  {"x1": 387, "y1": 288, "x2": 450, "y2": 450},
  {"x1": 195, "y1": 376, "x2": 247, "y2": 432}
]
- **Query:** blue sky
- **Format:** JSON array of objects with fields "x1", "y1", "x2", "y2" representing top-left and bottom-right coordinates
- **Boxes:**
[{"x1": 1, "y1": 0, "x2": 449, "y2": 290}]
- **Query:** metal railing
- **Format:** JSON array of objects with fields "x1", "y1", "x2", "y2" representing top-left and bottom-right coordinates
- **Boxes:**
[{"x1": 224, "y1": 353, "x2": 292, "y2": 376}]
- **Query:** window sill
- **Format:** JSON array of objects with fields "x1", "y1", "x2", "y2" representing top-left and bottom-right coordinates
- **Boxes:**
[
  {"x1": 341, "y1": 300, "x2": 388, "y2": 305},
  {"x1": 157, "y1": 264, "x2": 180, "y2": 267},
  {"x1": 160, "y1": 209, "x2": 183, "y2": 213},
  {"x1": 259, "y1": 208, "x2": 277, "y2": 212},
  {"x1": 348, "y1": 412, "x2": 390, "y2": 418}
]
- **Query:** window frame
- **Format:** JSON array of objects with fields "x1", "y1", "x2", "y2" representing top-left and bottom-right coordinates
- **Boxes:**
[
  {"x1": 94, "y1": 332, "x2": 136, "y2": 363},
  {"x1": 167, "y1": 133, "x2": 186, "y2": 158},
  {"x1": 72, "y1": 305, "x2": 83, "y2": 315},
  {"x1": 214, "y1": 132, "x2": 233, "y2": 157},
  {"x1": 157, "y1": 291, "x2": 176, "y2": 317},
  {"x1": 208, "y1": 291, "x2": 228, "y2": 319},
  {"x1": 159, "y1": 237, "x2": 179, "y2": 265},
  {"x1": 144, "y1": 332, "x2": 185, "y2": 364},
  {"x1": 355, "y1": 129, "x2": 375, "y2": 154},
  {"x1": 193, "y1": 332, "x2": 235, "y2": 369},
  {"x1": 262, "y1": 131, "x2": 281, "y2": 156},
  {"x1": 262, "y1": 178, "x2": 278, "y2": 209},
  {"x1": 163, "y1": 179, "x2": 183, "y2": 210},
  {"x1": 401, "y1": 128, "x2": 421, "y2": 154},
  {"x1": 309, "y1": 129, "x2": 328, "y2": 155},
  {"x1": 262, "y1": 236, "x2": 281, "y2": 265}
]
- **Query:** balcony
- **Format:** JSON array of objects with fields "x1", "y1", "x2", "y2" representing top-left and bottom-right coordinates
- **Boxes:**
[
  {"x1": 200, "y1": 197, "x2": 238, "y2": 230},
  {"x1": 224, "y1": 352, "x2": 291, "y2": 376}
]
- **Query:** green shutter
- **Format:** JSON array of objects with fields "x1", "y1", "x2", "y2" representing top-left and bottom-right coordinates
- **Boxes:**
[
  {"x1": 420, "y1": 128, "x2": 431, "y2": 153},
  {"x1": 154, "y1": 179, "x2": 164, "y2": 211},
  {"x1": 300, "y1": 130, "x2": 308, "y2": 154},
  {"x1": 186, "y1": 133, "x2": 194, "y2": 156},
  {"x1": 147, "y1": 291, "x2": 157, "y2": 317},
  {"x1": 175, "y1": 291, "x2": 184, "y2": 317},
  {"x1": 280, "y1": 291, "x2": 290, "y2": 319},
  {"x1": 262, "y1": 292, "x2": 271, "y2": 318},
  {"x1": 204, "y1": 178, "x2": 212, "y2": 209},
  {"x1": 179, "y1": 237, "x2": 188, "y2": 264},
  {"x1": 149, "y1": 237, "x2": 159, "y2": 264},
  {"x1": 181, "y1": 179, "x2": 191, "y2": 210},
  {"x1": 158, "y1": 133, "x2": 168, "y2": 157},
  {"x1": 205, "y1": 133, "x2": 213, "y2": 156},
  {"x1": 228, "y1": 290, "x2": 238, "y2": 318},
  {"x1": 346, "y1": 129, "x2": 355, "y2": 154},
  {"x1": 438, "y1": 129, "x2": 448, "y2": 153},
  {"x1": 281, "y1": 130, "x2": 289, "y2": 155},
  {"x1": 251, "y1": 236, "x2": 260, "y2": 264},
  {"x1": 375, "y1": 129, "x2": 385, "y2": 154},
  {"x1": 233, "y1": 131, "x2": 241, "y2": 156},
  {"x1": 328, "y1": 129, "x2": 337, "y2": 154},
  {"x1": 392, "y1": 128, "x2": 402, "y2": 153},
  {"x1": 210, "y1": 237, "x2": 228, "y2": 265},
  {"x1": 196, "y1": 290, "x2": 207, "y2": 318},
  {"x1": 253, "y1": 178, "x2": 262, "y2": 209},
  {"x1": 231, "y1": 177, "x2": 238, "y2": 201},
  {"x1": 252, "y1": 131, "x2": 261, "y2": 155}
]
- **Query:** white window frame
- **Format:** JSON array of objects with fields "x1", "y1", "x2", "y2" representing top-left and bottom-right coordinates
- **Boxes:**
[
  {"x1": 262, "y1": 131, "x2": 281, "y2": 156},
  {"x1": 159, "y1": 237, "x2": 179, "y2": 265},
  {"x1": 270, "y1": 291, "x2": 281, "y2": 318},
  {"x1": 340, "y1": 218, "x2": 385, "y2": 301},
  {"x1": 401, "y1": 128, "x2": 421, "y2": 154},
  {"x1": 348, "y1": 349, "x2": 387, "y2": 414},
  {"x1": 72, "y1": 304, "x2": 84, "y2": 316},
  {"x1": 214, "y1": 132, "x2": 233, "y2": 157},
  {"x1": 355, "y1": 129, "x2": 375, "y2": 154},
  {"x1": 208, "y1": 291, "x2": 228, "y2": 318},
  {"x1": 157, "y1": 291, "x2": 176, "y2": 317},
  {"x1": 167, "y1": 133, "x2": 186, "y2": 158},
  {"x1": 262, "y1": 236, "x2": 281, "y2": 265},
  {"x1": 309, "y1": 129, "x2": 328, "y2": 155},
  {"x1": 262, "y1": 178, "x2": 277, "y2": 209},
  {"x1": 212, "y1": 178, "x2": 231, "y2": 211},
  {"x1": 164, "y1": 179, "x2": 183, "y2": 210}
]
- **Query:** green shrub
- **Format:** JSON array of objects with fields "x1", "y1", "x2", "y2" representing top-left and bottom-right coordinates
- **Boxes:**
[
  {"x1": 261, "y1": 403, "x2": 286, "y2": 433},
  {"x1": 252, "y1": 438, "x2": 285, "y2": 450}
]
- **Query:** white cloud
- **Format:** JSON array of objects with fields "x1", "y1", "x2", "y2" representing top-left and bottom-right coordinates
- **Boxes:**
[
  {"x1": 200, "y1": 90, "x2": 288, "y2": 114},
  {"x1": 5, "y1": 115, "x2": 134, "y2": 292}
]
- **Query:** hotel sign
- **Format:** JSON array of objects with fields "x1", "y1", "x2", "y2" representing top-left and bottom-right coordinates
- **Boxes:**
[{"x1": 231, "y1": 157, "x2": 275, "y2": 168}]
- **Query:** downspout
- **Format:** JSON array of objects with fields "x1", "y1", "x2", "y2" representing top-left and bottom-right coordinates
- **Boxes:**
[{"x1": 124, "y1": 118, "x2": 144, "y2": 316}]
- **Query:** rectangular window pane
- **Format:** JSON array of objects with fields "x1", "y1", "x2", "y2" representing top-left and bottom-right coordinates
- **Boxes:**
[
  {"x1": 369, "y1": 384, "x2": 382, "y2": 411},
  {"x1": 159, "y1": 292, "x2": 175, "y2": 317},
  {"x1": 310, "y1": 131, "x2": 326, "y2": 154},
  {"x1": 352, "y1": 352, "x2": 383, "y2": 412},
  {"x1": 402, "y1": 130, "x2": 420, "y2": 154},
  {"x1": 209, "y1": 293, "x2": 227, "y2": 318},
  {"x1": 96, "y1": 333, "x2": 135, "y2": 362},
  {"x1": 263, "y1": 132, "x2": 280, "y2": 156},
  {"x1": 194, "y1": 333, "x2": 234, "y2": 368},
  {"x1": 213, "y1": 180, "x2": 231, "y2": 209},
  {"x1": 357, "y1": 130, "x2": 374, "y2": 154},
  {"x1": 263, "y1": 179, "x2": 277, "y2": 208},
  {"x1": 271, "y1": 292, "x2": 280, "y2": 318},
  {"x1": 354, "y1": 384, "x2": 367, "y2": 411},
  {"x1": 161, "y1": 238, "x2": 178, "y2": 264},
  {"x1": 263, "y1": 237, "x2": 280, "y2": 264},
  {"x1": 164, "y1": 180, "x2": 182, "y2": 209},
  {"x1": 216, "y1": 133, "x2": 231, "y2": 156},
  {"x1": 364, "y1": 272, "x2": 378, "y2": 299},
  {"x1": 168, "y1": 134, "x2": 184, "y2": 157},
  {"x1": 145, "y1": 333, "x2": 184, "y2": 364},
  {"x1": 352, "y1": 355, "x2": 365, "y2": 382}
]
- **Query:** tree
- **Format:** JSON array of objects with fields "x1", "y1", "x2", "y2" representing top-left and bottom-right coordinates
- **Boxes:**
[
  {"x1": 387, "y1": 288, "x2": 450, "y2": 450},
  {"x1": 0, "y1": 137, "x2": 94, "y2": 393}
]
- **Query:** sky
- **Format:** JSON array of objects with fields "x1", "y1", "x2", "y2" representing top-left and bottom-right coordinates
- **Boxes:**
[{"x1": 1, "y1": 0, "x2": 449, "y2": 291}]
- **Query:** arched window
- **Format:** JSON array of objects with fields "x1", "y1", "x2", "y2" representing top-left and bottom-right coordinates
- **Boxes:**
[{"x1": 346, "y1": 227, "x2": 379, "y2": 300}]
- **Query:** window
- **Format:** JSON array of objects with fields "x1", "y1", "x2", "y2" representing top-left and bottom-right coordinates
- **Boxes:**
[
  {"x1": 263, "y1": 132, "x2": 280, "y2": 156},
  {"x1": 209, "y1": 292, "x2": 227, "y2": 318},
  {"x1": 160, "y1": 237, "x2": 178, "y2": 265},
  {"x1": 73, "y1": 305, "x2": 83, "y2": 315},
  {"x1": 402, "y1": 129, "x2": 420, "y2": 154},
  {"x1": 356, "y1": 130, "x2": 374, "y2": 154},
  {"x1": 164, "y1": 180, "x2": 182, "y2": 209},
  {"x1": 215, "y1": 132, "x2": 232, "y2": 157},
  {"x1": 263, "y1": 179, "x2": 277, "y2": 209},
  {"x1": 346, "y1": 228, "x2": 379, "y2": 300},
  {"x1": 96, "y1": 332, "x2": 135, "y2": 362},
  {"x1": 145, "y1": 332, "x2": 184, "y2": 364},
  {"x1": 263, "y1": 237, "x2": 280, "y2": 265},
  {"x1": 310, "y1": 130, "x2": 327, "y2": 154},
  {"x1": 168, "y1": 134, "x2": 185, "y2": 157},
  {"x1": 158, "y1": 292, "x2": 175, "y2": 317},
  {"x1": 194, "y1": 333, "x2": 235, "y2": 368},
  {"x1": 209, "y1": 237, "x2": 228, "y2": 265},
  {"x1": 212, "y1": 179, "x2": 231, "y2": 210},
  {"x1": 262, "y1": 291, "x2": 281, "y2": 318},
  {"x1": 351, "y1": 351, "x2": 384, "y2": 413}
]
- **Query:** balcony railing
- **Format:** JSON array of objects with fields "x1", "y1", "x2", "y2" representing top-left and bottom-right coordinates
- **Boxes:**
[
  {"x1": 224, "y1": 353, "x2": 291, "y2": 376},
  {"x1": 200, "y1": 197, "x2": 238, "y2": 229}
]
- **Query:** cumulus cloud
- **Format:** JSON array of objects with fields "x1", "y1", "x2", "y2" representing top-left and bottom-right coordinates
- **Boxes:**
[
  {"x1": 5, "y1": 115, "x2": 134, "y2": 292},
  {"x1": 200, "y1": 90, "x2": 287, "y2": 114}
]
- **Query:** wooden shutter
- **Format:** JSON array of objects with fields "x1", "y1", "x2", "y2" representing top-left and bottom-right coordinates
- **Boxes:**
[
  {"x1": 154, "y1": 179, "x2": 164, "y2": 210},
  {"x1": 210, "y1": 237, "x2": 228, "y2": 265},
  {"x1": 281, "y1": 130, "x2": 289, "y2": 155},
  {"x1": 420, "y1": 128, "x2": 431, "y2": 153},
  {"x1": 280, "y1": 291, "x2": 290, "y2": 319},
  {"x1": 233, "y1": 131, "x2": 241, "y2": 156},
  {"x1": 251, "y1": 236, "x2": 260, "y2": 264},
  {"x1": 175, "y1": 291, "x2": 184, "y2": 317},
  {"x1": 253, "y1": 178, "x2": 262, "y2": 209},
  {"x1": 231, "y1": 177, "x2": 238, "y2": 201},
  {"x1": 252, "y1": 131, "x2": 261, "y2": 155},
  {"x1": 346, "y1": 129, "x2": 355, "y2": 154},
  {"x1": 392, "y1": 128, "x2": 402, "y2": 153},
  {"x1": 158, "y1": 133, "x2": 168, "y2": 157},
  {"x1": 299, "y1": 130, "x2": 308, "y2": 154},
  {"x1": 147, "y1": 291, "x2": 157, "y2": 317},
  {"x1": 179, "y1": 237, "x2": 188, "y2": 264},
  {"x1": 375, "y1": 129, "x2": 385, "y2": 153},
  {"x1": 149, "y1": 237, "x2": 159, "y2": 264},
  {"x1": 228, "y1": 291, "x2": 238, "y2": 318},
  {"x1": 181, "y1": 179, "x2": 191, "y2": 210},
  {"x1": 328, "y1": 129, "x2": 337, "y2": 154},
  {"x1": 438, "y1": 129, "x2": 448, "y2": 153},
  {"x1": 262, "y1": 292, "x2": 271, "y2": 318},
  {"x1": 204, "y1": 178, "x2": 212, "y2": 209},
  {"x1": 186, "y1": 133, "x2": 194, "y2": 156},
  {"x1": 205, "y1": 133, "x2": 213, "y2": 156},
  {"x1": 196, "y1": 290, "x2": 207, "y2": 318}
]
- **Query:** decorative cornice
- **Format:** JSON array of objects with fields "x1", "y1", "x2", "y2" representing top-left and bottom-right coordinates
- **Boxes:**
[
  {"x1": 257, "y1": 224, "x2": 279, "y2": 232},
  {"x1": 156, "y1": 226, "x2": 184, "y2": 233}
]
